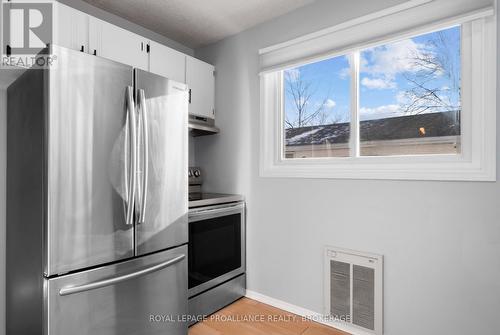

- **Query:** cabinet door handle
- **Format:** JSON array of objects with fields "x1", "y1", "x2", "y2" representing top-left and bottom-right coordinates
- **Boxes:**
[
  {"x1": 188, "y1": 89, "x2": 192, "y2": 104},
  {"x1": 80, "y1": 45, "x2": 84, "y2": 52}
]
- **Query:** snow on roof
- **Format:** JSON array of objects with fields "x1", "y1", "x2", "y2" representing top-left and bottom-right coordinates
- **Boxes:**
[
  {"x1": 285, "y1": 111, "x2": 460, "y2": 146},
  {"x1": 286, "y1": 127, "x2": 324, "y2": 145}
]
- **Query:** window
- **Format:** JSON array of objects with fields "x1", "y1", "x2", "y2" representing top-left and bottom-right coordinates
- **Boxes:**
[
  {"x1": 284, "y1": 55, "x2": 351, "y2": 158},
  {"x1": 359, "y1": 27, "x2": 461, "y2": 157},
  {"x1": 260, "y1": 5, "x2": 496, "y2": 181},
  {"x1": 283, "y1": 26, "x2": 461, "y2": 160}
]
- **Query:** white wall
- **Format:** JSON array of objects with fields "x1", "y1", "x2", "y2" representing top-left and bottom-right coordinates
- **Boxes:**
[
  {"x1": 194, "y1": 0, "x2": 500, "y2": 334},
  {"x1": 0, "y1": 90, "x2": 6, "y2": 335}
]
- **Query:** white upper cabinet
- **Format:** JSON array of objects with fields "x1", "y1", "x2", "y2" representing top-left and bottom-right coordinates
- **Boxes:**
[
  {"x1": 149, "y1": 41, "x2": 186, "y2": 83},
  {"x1": 50, "y1": 4, "x2": 216, "y2": 122},
  {"x1": 89, "y1": 17, "x2": 148, "y2": 70},
  {"x1": 53, "y1": 2, "x2": 89, "y2": 53},
  {"x1": 186, "y1": 56, "x2": 215, "y2": 119}
]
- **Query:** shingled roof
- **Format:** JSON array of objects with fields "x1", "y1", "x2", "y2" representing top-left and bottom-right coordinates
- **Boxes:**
[{"x1": 285, "y1": 111, "x2": 460, "y2": 146}]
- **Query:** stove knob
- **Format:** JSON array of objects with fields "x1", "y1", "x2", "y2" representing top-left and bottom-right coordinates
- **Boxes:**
[
  {"x1": 188, "y1": 170, "x2": 193, "y2": 177},
  {"x1": 194, "y1": 170, "x2": 201, "y2": 177}
]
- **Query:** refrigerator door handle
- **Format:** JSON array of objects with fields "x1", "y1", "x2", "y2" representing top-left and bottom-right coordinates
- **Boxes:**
[
  {"x1": 138, "y1": 89, "x2": 149, "y2": 224},
  {"x1": 58, "y1": 254, "x2": 185, "y2": 296},
  {"x1": 126, "y1": 86, "x2": 138, "y2": 226}
]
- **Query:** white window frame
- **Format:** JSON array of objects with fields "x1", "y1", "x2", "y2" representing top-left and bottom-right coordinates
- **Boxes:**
[{"x1": 260, "y1": 14, "x2": 496, "y2": 181}]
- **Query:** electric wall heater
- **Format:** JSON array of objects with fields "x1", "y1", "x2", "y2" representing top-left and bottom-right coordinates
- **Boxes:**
[{"x1": 324, "y1": 246, "x2": 383, "y2": 335}]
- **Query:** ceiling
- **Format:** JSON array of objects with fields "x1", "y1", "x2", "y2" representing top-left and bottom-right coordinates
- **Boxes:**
[{"x1": 82, "y1": 0, "x2": 316, "y2": 49}]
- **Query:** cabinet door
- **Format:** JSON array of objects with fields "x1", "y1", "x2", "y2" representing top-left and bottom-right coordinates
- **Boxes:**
[
  {"x1": 53, "y1": 2, "x2": 89, "y2": 52},
  {"x1": 149, "y1": 41, "x2": 186, "y2": 83},
  {"x1": 89, "y1": 17, "x2": 148, "y2": 70},
  {"x1": 186, "y1": 56, "x2": 215, "y2": 119}
]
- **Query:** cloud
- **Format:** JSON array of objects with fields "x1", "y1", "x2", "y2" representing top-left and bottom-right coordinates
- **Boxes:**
[
  {"x1": 285, "y1": 68, "x2": 300, "y2": 82},
  {"x1": 361, "y1": 77, "x2": 396, "y2": 90},
  {"x1": 362, "y1": 39, "x2": 428, "y2": 77},
  {"x1": 337, "y1": 55, "x2": 353, "y2": 80},
  {"x1": 359, "y1": 104, "x2": 402, "y2": 120},
  {"x1": 324, "y1": 99, "x2": 336, "y2": 109},
  {"x1": 396, "y1": 91, "x2": 409, "y2": 105},
  {"x1": 360, "y1": 38, "x2": 434, "y2": 91},
  {"x1": 338, "y1": 67, "x2": 350, "y2": 79}
]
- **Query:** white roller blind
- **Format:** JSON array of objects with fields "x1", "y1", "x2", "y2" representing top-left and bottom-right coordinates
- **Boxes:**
[{"x1": 259, "y1": 0, "x2": 495, "y2": 74}]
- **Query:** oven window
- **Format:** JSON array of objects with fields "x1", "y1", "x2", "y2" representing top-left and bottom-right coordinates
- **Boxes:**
[{"x1": 189, "y1": 213, "x2": 242, "y2": 289}]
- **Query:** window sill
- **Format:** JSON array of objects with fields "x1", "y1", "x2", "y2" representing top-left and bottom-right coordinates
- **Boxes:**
[{"x1": 260, "y1": 158, "x2": 496, "y2": 181}]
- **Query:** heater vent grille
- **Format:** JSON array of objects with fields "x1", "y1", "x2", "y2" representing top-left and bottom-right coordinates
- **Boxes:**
[
  {"x1": 353, "y1": 265, "x2": 375, "y2": 330},
  {"x1": 324, "y1": 247, "x2": 383, "y2": 335},
  {"x1": 330, "y1": 260, "x2": 350, "y2": 319}
]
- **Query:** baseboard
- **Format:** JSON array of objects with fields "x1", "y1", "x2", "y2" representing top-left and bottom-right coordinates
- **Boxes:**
[{"x1": 245, "y1": 290, "x2": 374, "y2": 335}]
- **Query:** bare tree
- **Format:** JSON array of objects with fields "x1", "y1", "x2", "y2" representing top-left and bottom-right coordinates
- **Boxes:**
[
  {"x1": 400, "y1": 31, "x2": 461, "y2": 115},
  {"x1": 317, "y1": 110, "x2": 343, "y2": 125},
  {"x1": 284, "y1": 71, "x2": 337, "y2": 128}
]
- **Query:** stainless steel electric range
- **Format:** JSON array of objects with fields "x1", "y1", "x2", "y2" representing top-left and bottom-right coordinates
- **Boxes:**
[{"x1": 187, "y1": 167, "x2": 246, "y2": 324}]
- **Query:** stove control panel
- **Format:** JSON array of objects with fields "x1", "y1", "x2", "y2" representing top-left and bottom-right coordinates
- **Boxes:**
[{"x1": 189, "y1": 167, "x2": 202, "y2": 185}]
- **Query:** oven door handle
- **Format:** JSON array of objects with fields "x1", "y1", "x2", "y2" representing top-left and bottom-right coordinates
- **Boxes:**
[{"x1": 189, "y1": 203, "x2": 244, "y2": 217}]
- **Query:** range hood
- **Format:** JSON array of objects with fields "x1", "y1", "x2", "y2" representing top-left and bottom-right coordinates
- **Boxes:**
[{"x1": 189, "y1": 115, "x2": 220, "y2": 137}]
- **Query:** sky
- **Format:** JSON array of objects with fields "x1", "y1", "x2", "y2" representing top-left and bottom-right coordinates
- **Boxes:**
[{"x1": 283, "y1": 26, "x2": 461, "y2": 127}]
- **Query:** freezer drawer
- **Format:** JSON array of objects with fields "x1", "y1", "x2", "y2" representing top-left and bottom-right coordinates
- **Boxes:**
[{"x1": 45, "y1": 246, "x2": 188, "y2": 335}]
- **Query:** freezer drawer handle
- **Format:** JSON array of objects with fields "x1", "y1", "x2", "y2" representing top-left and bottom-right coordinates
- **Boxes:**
[{"x1": 58, "y1": 254, "x2": 185, "y2": 296}]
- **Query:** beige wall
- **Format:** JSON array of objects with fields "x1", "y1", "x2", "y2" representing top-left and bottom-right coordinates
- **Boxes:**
[{"x1": 287, "y1": 137, "x2": 461, "y2": 158}]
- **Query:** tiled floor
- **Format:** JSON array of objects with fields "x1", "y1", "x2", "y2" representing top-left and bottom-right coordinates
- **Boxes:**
[{"x1": 188, "y1": 297, "x2": 349, "y2": 335}]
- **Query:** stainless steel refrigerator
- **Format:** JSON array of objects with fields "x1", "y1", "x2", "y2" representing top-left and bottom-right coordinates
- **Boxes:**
[{"x1": 6, "y1": 45, "x2": 189, "y2": 335}]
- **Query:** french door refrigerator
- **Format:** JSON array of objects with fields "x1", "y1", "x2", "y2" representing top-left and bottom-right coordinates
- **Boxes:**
[{"x1": 6, "y1": 45, "x2": 189, "y2": 335}]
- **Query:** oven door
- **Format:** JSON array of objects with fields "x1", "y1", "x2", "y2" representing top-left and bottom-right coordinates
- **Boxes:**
[{"x1": 188, "y1": 202, "x2": 245, "y2": 297}]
